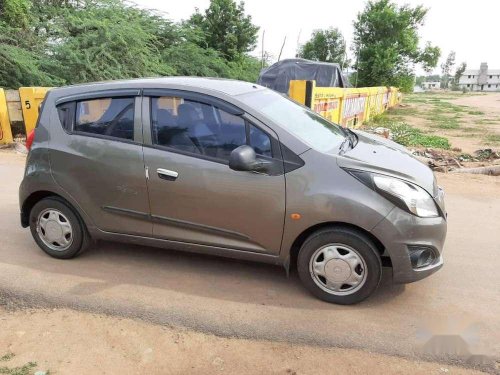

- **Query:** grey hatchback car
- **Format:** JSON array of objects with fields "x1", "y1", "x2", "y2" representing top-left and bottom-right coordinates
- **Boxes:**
[{"x1": 19, "y1": 77, "x2": 447, "y2": 304}]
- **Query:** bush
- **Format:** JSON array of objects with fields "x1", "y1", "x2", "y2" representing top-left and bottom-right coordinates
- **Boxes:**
[
  {"x1": 369, "y1": 116, "x2": 450, "y2": 149},
  {"x1": 387, "y1": 122, "x2": 450, "y2": 149}
]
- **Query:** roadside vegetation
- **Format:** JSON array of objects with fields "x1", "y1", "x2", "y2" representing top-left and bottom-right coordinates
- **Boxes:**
[
  {"x1": 0, "y1": 352, "x2": 40, "y2": 375},
  {"x1": 0, "y1": 0, "x2": 442, "y2": 92},
  {"x1": 368, "y1": 115, "x2": 451, "y2": 149},
  {"x1": 0, "y1": 0, "x2": 263, "y2": 88},
  {"x1": 368, "y1": 91, "x2": 500, "y2": 152}
]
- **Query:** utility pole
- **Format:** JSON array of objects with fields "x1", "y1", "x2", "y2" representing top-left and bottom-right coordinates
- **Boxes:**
[
  {"x1": 278, "y1": 35, "x2": 287, "y2": 62},
  {"x1": 261, "y1": 30, "x2": 266, "y2": 69},
  {"x1": 354, "y1": 43, "x2": 361, "y2": 88},
  {"x1": 296, "y1": 29, "x2": 302, "y2": 57}
]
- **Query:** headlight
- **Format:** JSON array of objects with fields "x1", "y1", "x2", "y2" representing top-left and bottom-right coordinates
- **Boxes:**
[{"x1": 347, "y1": 171, "x2": 439, "y2": 218}]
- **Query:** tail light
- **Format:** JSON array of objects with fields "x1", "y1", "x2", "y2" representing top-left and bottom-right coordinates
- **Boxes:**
[{"x1": 26, "y1": 129, "x2": 35, "y2": 151}]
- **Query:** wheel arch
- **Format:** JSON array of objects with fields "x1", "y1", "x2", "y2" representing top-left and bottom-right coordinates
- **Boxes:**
[
  {"x1": 287, "y1": 222, "x2": 389, "y2": 273},
  {"x1": 21, "y1": 191, "x2": 88, "y2": 232}
]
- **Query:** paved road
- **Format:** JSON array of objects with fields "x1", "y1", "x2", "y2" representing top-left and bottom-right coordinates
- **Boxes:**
[{"x1": 1, "y1": 151, "x2": 499, "y2": 368}]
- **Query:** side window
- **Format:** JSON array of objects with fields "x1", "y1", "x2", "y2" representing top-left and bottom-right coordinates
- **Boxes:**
[
  {"x1": 57, "y1": 101, "x2": 75, "y2": 131},
  {"x1": 214, "y1": 108, "x2": 247, "y2": 160},
  {"x1": 151, "y1": 96, "x2": 247, "y2": 161},
  {"x1": 249, "y1": 124, "x2": 272, "y2": 157},
  {"x1": 74, "y1": 97, "x2": 135, "y2": 141}
]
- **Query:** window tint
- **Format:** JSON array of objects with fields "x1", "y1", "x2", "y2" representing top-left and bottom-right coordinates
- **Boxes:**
[
  {"x1": 151, "y1": 97, "x2": 269, "y2": 161},
  {"x1": 240, "y1": 90, "x2": 345, "y2": 153},
  {"x1": 75, "y1": 98, "x2": 135, "y2": 140},
  {"x1": 57, "y1": 101, "x2": 75, "y2": 131},
  {"x1": 249, "y1": 124, "x2": 272, "y2": 157}
]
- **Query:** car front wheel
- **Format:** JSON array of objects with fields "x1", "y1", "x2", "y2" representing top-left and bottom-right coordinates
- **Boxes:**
[{"x1": 297, "y1": 227, "x2": 382, "y2": 305}]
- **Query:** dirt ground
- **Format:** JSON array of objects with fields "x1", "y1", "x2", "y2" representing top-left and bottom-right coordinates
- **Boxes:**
[
  {"x1": 0, "y1": 150, "x2": 499, "y2": 374},
  {"x1": 0, "y1": 307, "x2": 489, "y2": 375},
  {"x1": 399, "y1": 92, "x2": 500, "y2": 154},
  {"x1": 453, "y1": 93, "x2": 500, "y2": 115}
]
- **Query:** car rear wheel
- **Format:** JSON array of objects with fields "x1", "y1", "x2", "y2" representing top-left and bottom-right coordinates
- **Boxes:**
[
  {"x1": 29, "y1": 197, "x2": 90, "y2": 259},
  {"x1": 297, "y1": 227, "x2": 382, "y2": 305}
]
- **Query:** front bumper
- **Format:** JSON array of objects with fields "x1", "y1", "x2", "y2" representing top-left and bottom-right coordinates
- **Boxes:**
[{"x1": 372, "y1": 207, "x2": 447, "y2": 284}]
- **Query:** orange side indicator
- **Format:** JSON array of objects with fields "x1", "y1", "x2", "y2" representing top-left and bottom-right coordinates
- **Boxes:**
[{"x1": 291, "y1": 213, "x2": 301, "y2": 220}]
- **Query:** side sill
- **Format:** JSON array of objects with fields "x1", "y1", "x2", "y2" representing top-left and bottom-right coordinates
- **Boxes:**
[{"x1": 93, "y1": 230, "x2": 283, "y2": 267}]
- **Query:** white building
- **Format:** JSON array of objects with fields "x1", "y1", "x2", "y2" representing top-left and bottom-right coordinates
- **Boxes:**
[
  {"x1": 459, "y1": 62, "x2": 500, "y2": 92},
  {"x1": 421, "y1": 81, "x2": 440, "y2": 90}
]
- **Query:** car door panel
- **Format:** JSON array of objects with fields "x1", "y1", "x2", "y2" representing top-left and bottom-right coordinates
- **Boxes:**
[
  {"x1": 50, "y1": 95, "x2": 152, "y2": 236},
  {"x1": 141, "y1": 95, "x2": 286, "y2": 255},
  {"x1": 143, "y1": 147, "x2": 285, "y2": 253}
]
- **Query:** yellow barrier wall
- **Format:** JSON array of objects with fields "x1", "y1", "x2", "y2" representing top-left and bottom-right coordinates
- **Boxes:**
[
  {"x1": 1, "y1": 83, "x2": 400, "y2": 143},
  {"x1": 0, "y1": 89, "x2": 14, "y2": 144},
  {"x1": 289, "y1": 80, "x2": 401, "y2": 129},
  {"x1": 19, "y1": 87, "x2": 51, "y2": 133},
  {"x1": 312, "y1": 86, "x2": 343, "y2": 123}
]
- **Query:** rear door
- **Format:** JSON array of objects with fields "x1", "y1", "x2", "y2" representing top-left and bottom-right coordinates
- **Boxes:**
[
  {"x1": 141, "y1": 91, "x2": 286, "y2": 255},
  {"x1": 50, "y1": 91, "x2": 151, "y2": 236}
]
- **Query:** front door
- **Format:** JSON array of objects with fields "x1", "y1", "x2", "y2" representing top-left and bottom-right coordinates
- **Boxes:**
[{"x1": 141, "y1": 93, "x2": 286, "y2": 254}]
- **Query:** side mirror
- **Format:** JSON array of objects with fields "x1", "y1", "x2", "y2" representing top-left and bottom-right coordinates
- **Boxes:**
[{"x1": 229, "y1": 145, "x2": 269, "y2": 172}]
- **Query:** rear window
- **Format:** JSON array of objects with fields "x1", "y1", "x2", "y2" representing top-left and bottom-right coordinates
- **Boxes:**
[
  {"x1": 57, "y1": 101, "x2": 75, "y2": 131},
  {"x1": 57, "y1": 97, "x2": 135, "y2": 141},
  {"x1": 75, "y1": 98, "x2": 134, "y2": 141}
]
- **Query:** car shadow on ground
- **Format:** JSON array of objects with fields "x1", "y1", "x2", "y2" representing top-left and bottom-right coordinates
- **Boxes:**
[{"x1": 8, "y1": 235, "x2": 406, "y2": 309}]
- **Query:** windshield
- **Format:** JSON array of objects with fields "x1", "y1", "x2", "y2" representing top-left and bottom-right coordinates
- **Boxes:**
[{"x1": 241, "y1": 89, "x2": 346, "y2": 153}]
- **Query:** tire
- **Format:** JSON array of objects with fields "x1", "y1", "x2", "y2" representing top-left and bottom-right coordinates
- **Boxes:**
[
  {"x1": 297, "y1": 227, "x2": 382, "y2": 305},
  {"x1": 29, "y1": 197, "x2": 90, "y2": 259}
]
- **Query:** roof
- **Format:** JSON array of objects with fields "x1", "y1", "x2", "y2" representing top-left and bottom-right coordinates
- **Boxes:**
[
  {"x1": 462, "y1": 69, "x2": 500, "y2": 75},
  {"x1": 49, "y1": 77, "x2": 264, "y2": 97}
]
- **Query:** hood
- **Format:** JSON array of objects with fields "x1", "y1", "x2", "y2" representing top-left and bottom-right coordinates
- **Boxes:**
[{"x1": 336, "y1": 130, "x2": 437, "y2": 196}]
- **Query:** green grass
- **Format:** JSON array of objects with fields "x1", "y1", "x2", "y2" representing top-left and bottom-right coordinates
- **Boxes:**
[
  {"x1": 367, "y1": 116, "x2": 450, "y2": 149},
  {"x1": 0, "y1": 353, "x2": 42, "y2": 375},
  {"x1": 433, "y1": 117, "x2": 461, "y2": 129},
  {"x1": 0, "y1": 355, "x2": 14, "y2": 363},
  {"x1": 0, "y1": 362, "x2": 37, "y2": 375},
  {"x1": 0, "y1": 353, "x2": 37, "y2": 375},
  {"x1": 431, "y1": 101, "x2": 468, "y2": 113},
  {"x1": 477, "y1": 118, "x2": 500, "y2": 125},
  {"x1": 484, "y1": 134, "x2": 500, "y2": 145},
  {"x1": 386, "y1": 106, "x2": 419, "y2": 116},
  {"x1": 425, "y1": 109, "x2": 462, "y2": 130},
  {"x1": 467, "y1": 110, "x2": 485, "y2": 115},
  {"x1": 461, "y1": 127, "x2": 481, "y2": 133},
  {"x1": 381, "y1": 93, "x2": 500, "y2": 149}
]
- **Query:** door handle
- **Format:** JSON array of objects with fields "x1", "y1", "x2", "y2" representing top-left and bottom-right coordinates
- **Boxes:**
[{"x1": 157, "y1": 168, "x2": 179, "y2": 181}]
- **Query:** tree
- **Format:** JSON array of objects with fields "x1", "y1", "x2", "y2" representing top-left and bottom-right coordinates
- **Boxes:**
[
  {"x1": 353, "y1": 0, "x2": 440, "y2": 92},
  {"x1": 298, "y1": 28, "x2": 349, "y2": 68},
  {"x1": 162, "y1": 42, "x2": 230, "y2": 78},
  {"x1": 0, "y1": 0, "x2": 262, "y2": 88},
  {"x1": 0, "y1": 0, "x2": 61, "y2": 88},
  {"x1": 454, "y1": 62, "x2": 467, "y2": 83},
  {"x1": 0, "y1": 0, "x2": 31, "y2": 29},
  {"x1": 440, "y1": 51, "x2": 455, "y2": 89},
  {"x1": 187, "y1": 0, "x2": 259, "y2": 61},
  {"x1": 0, "y1": 22, "x2": 62, "y2": 88},
  {"x1": 50, "y1": 0, "x2": 175, "y2": 83}
]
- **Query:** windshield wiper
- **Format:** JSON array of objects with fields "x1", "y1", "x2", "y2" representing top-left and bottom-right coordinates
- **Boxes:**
[
  {"x1": 346, "y1": 128, "x2": 358, "y2": 148},
  {"x1": 339, "y1": 128, "x2": 358, "y2": 154},
  {"x1": 339, "y1": 134, "x2": 351, "y2": 154}
]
